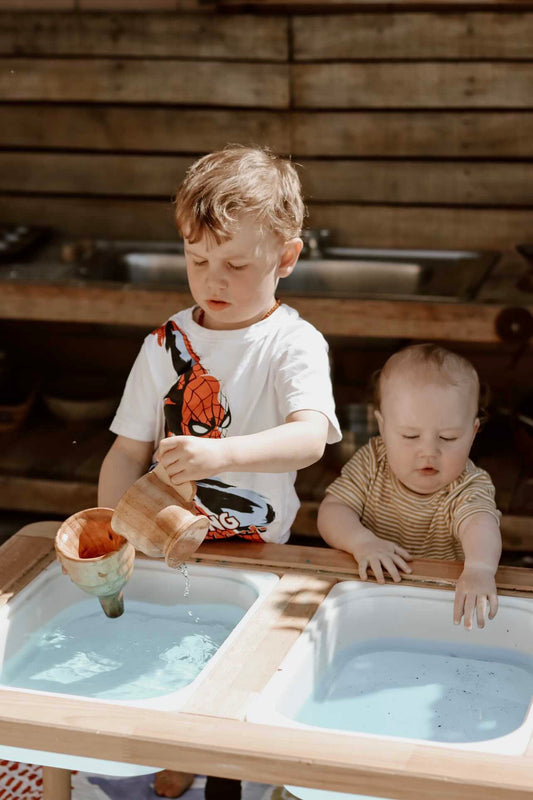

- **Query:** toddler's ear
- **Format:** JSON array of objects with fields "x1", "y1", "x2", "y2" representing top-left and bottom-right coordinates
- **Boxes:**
[
  {"x1": 374, "y1": 408, "x2": 384, "y2": 436},
  {"x1": 278, "y1": 237, "x2": 303, "y2": 278}
]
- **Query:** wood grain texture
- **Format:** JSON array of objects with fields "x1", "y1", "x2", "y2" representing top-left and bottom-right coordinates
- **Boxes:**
[
  {"x1": 0, "y1": 58, "x2": 289, "y2": 107},
  {"x1": 3, "y1": 195, "x2": 533, "y2": 250},
  {"x1": 222, "y1": 0, "x2": 533, "y2": 6},
  {"x1": 300, "y1": 159, "x2": 533, "y2": 205},
  {"x1": 293, "y1": 12, "x2": 533, "y2": 60},
  {"x1": 290, "y1": 111, "x2": 533, "y2": 157},
  {"x1": 293, "y1": 62, "x2": 533, "y2": 109},
  {"x1": 0, "y1": 689, "x2": 532, "y2": 799},
  {"x1": 4, "y1": 153, "x2": 533, "y2": 206},
  {"x1": 0, "y1": 105, "x2": 290, "y2": 153},
  {"x1": 192, "y1": 541, "x2": 533, "y2": 594},
  {"x1": 2, "y1": 0, "x2": 74, "y2": 7},
  {"x1": 1, "y1": 280, "x2": 530, "y2": 342},
  {"x1": 0, "y1": 12, "x2": 287, "y2": 60},
  {"x1": 0, "y1": 531, "x2": 56, "y2": 607},
  {"x1": 0, "y1": 153, "x2": 195, "y2": 197},
  {"x1": 183, "y1": 573, "x2": 336, "y2": 719},
  {"x1": 305, "y1": 204, "x2": 533, "y2": 250}
]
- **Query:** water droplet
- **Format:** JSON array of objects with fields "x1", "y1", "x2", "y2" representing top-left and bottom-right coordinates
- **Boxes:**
[{"x1": 179, "y1": 563, "x2": 190, "y2": 598}]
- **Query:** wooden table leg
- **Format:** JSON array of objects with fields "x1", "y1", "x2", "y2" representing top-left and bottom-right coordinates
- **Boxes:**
[{"x1": 42, "y1": 766, "x2": 71, "y2": 800}]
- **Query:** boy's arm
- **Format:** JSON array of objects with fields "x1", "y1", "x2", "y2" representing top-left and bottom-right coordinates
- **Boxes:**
[
  {"x1": 317, "y1": 493, "x2": 412, "y2": 584},
  {"x1": 157, "y1": 409, "x2": 328, "y2": 479},
  {"x1": 454, "y1": 511, "x2": 502, "y2": 630},
  {"x1": 98, "y1": 435, "x2": 154, "y2": 508}
]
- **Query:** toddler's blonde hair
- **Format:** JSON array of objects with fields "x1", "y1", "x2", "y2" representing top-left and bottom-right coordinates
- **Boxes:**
[
  {"x1": 175, "y1": 145, "x2": 305, "y2": 244},
  {"x1": 374, "y1": 344, "x2": 482, "y2": 417}
]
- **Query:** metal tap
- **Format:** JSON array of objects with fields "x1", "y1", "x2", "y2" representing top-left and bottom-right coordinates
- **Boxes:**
[{"x1": 301, "y1": 229, "x2": 331, "y2": 259}]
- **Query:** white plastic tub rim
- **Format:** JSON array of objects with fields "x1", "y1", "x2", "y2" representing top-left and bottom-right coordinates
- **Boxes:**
[
  {"x1": 247, "y1": 581, "x2": 533, "y2": 758},
  {"x1": 0, "y1": 558, "x2": 279, "y2": 775}
]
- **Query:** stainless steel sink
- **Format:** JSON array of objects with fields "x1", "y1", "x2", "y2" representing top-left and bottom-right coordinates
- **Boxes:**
[
  {"x1": 73, "y1": 240, "x2": 189, "y2": 288},
  {"x1": 287, "y1": 247, "x2": 499, "y2": 302},
  {"x1": 68, "y1": 240, "x2": 499, "y2": 303},
  {"x1": 119, "y1": 252, "x2": 188, "y2": 286}
]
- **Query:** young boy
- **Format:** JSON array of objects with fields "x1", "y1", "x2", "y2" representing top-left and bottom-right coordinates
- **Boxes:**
[
  {"x1": 318, "y1": 343, "x2": 502, "y2": 633},
  {"x1": 98, "y1": 146, "x2": 341, "y2": 798}
]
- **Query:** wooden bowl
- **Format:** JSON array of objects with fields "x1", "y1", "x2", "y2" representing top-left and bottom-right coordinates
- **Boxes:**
[{"x1": 43, "y1": 374, "x2": 121, "y2": 423}]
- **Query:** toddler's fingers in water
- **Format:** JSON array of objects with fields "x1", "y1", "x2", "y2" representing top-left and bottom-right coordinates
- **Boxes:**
[
  {"x1": 463, "y1": 592, "x2": 476, "y2": 630},
  {"x1": 453, "y1": 586, "x2": 466, "y2": 626},
  {"x1": 488, "y1": 592, "x2": 498, "y2": 620},
  {"x1": 370, "y1": 558, "x2": 385, "y2": 584},
  {"x1": 476, "y1": 595, "x2": 488, "y2": 629}
]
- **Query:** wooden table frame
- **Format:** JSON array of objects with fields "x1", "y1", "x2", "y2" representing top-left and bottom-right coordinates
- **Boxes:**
[{"x1": 1, "y1": 522, "x2": 533, "y2": 800}]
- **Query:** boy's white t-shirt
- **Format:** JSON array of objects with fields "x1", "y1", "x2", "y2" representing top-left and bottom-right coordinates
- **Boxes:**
[{"x1": 110, "y1": 304, "x2": 341, "y2": 544}]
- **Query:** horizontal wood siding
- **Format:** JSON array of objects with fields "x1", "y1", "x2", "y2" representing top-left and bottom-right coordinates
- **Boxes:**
[
  {"x1": 290, "y1": 111, "x2": 533, "y2": 157},
  {"x1": 0, "y1": 13, "x2": 287, "y2": 60},
  {"x1": 3, "y1": 153, "x2": 533, "y2": 207},
  {"x1": 2, "y1": 196, "x2": 532, "y2": 250},
  {"x1": 0, "y1": 58, "x2": 289, "y2": 106},
  {"x1": 0, "y1": 9, "x2": 532, "y2": 250},
  {"x1": 292, "y1": 13, "x2": 533, "y2": 60},
  {"x1": 293, "y1": 63, "x2": 533, "y2": 109},
  {"x1": 0, "y1": 105, "x2": 290, "y2": 153}
]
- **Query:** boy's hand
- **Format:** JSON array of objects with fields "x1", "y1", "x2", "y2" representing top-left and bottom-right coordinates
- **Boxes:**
[
  {"x1": 453, "y1": 564, "x2": 498, "y2": 630},
  {"x1": 157, "y1": 436, "x2": 229, "y2": 484},
  {"x1": 352, "y1": 529, "x2": 412, "y2": 584}
]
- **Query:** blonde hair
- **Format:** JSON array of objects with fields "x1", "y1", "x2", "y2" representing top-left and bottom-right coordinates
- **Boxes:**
[
  {"x1": 373, "y1": 344, "x2": 482, "y2": 416},
  {"x1": 174, "y1": 145, "x2": 305, "y2": 244}
]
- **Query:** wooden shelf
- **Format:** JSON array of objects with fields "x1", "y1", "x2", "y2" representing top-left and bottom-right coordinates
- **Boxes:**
[{"x1": 1, "y1": 280, "x2": 532, "y2": 344}]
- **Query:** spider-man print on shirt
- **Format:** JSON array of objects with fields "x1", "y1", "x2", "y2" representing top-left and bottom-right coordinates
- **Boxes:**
[{"x1": 151, "y1": 321, "x2": 275, "y2": 542}]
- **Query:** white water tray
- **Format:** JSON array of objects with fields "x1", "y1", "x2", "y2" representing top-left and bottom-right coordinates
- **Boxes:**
[
  {"x1": 248, "y1": 582, "x2": 533, "y2": 759},
  {"x1": 0, "y1": 559, "x2": 278, "y2": 775}
]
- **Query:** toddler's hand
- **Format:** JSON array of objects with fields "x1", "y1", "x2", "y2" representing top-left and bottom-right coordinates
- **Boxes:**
[
  {"x1": 157, "y1": 436, "x2": 229, "y2": 484},
  {"x1": 453, "y1": 564, "x2": 498, "y2": 630},
  {"x1": 352, "y1": 530, "x2": 412, "y2": 584}
]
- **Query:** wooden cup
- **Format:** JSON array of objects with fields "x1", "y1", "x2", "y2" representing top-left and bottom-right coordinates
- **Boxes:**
[
  {"x1": 111, "y1": 463, "x2": 210, "y2": 567},
  {"x1": 55, "y1": 507, "x2": 135, "y2": 618}
]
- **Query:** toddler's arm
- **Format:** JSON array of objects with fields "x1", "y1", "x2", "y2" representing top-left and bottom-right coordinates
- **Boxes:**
[
  {"x1": 98, "y1": 435, "x2": 154, "y2": 508},
  {"x1": 454, "y1": 511, "x2": 502, "y2": 630},
  {"x1": 317, "y1": 493, "x2": 412, "y2": 584},
  {"x1": 157, "y1": 409, "x2": 329, "y2": 482}
]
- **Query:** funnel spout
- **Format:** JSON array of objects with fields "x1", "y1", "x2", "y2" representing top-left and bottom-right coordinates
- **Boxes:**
[{"x1": 99, "y1": 591, "x2": 125, "y2": 618}]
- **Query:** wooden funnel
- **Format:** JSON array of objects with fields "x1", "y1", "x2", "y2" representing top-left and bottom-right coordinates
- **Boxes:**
[
  {"x1": 55, "y1": 507, "x2": 135, "y2": 618},
  {"x1": 111, "y1": 463, "x2": 210, "y2": 567}
]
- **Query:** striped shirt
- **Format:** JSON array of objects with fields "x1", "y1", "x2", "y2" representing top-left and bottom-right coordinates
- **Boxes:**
[{"x1": 326, "y1": 435, "x2": 501, "y2": 560}]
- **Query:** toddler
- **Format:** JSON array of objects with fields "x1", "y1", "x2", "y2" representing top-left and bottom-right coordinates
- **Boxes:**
[
  {"x1": 98, "y1": 145, "x2": 341, "y2": 797},
  {"x1": 318, "y1": 343, "x2": 502, "y2": 631}
]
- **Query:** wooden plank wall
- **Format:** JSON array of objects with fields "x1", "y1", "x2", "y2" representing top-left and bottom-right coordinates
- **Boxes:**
[{"x1": 0, "y1": 4, "x2": 533, "y2": 250}]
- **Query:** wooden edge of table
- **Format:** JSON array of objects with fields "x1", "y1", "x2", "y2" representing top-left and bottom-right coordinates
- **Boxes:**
[
  {"x1": 2, "y1": 281, "x2": 533, "y2": 343},
  {"x1": 192, "y1": 540, "x2": 533, "y2": 594},
  {"x1": 0, "y1": 522, "x2": 58, "y2": 607},
  {"x1": 0, "y1": 689, "x2": 532, "y2": 800},
  {"x1": 1, "y1": 524, "x2": 533, "y2": 799}
]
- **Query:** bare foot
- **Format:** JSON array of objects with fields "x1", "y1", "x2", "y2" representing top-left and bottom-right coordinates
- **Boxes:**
[{"x1": 153, "y1": 770, "x2": 195, "y2": 798}]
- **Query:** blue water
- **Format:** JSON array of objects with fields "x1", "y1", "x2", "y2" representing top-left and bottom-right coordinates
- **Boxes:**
[
  {"x1": 0, "y1": 599, "x2": 244, "y2": 700},
  {"x1": 296, "y1": 638, "x2": 533, "y2": 743}
]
